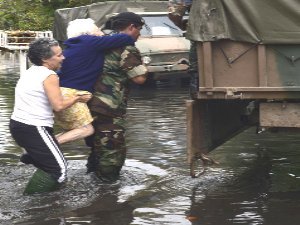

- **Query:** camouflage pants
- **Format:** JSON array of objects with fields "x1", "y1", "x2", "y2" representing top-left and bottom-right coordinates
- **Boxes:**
[
  {"x1": 85, "y1": 113, "x2": 126, "y2": 181},
  {"x1": 189, "y1": 40, "x2": 199, "y2": 99}
]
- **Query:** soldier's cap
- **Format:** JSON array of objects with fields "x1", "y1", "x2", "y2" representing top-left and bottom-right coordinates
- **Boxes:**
[{"x1": 112, "y1": 12, "x2": 145, "y2": 26}]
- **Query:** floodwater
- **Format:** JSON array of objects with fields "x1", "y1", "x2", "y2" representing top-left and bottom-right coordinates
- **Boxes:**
[{"x1": 0, "y1": 53, "x2": 300, "y2": 225}]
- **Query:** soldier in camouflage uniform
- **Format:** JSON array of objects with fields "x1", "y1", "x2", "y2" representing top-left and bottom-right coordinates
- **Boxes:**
[
  {"x1": 168, "y1": 0, "x2": 198, "y2": 99},
  {"x1": 85, "y1": 12, "x2": 148, "y2": 181}
]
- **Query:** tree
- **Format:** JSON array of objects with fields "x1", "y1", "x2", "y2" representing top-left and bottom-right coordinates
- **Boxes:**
[{"x1": 0, "y1": 0, "x2": 108, "y2": 30}]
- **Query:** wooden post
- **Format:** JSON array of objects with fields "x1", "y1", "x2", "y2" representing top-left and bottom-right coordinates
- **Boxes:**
[
  {"x1": 257, "y1": 44, "x2": 267, "y2": 87},
  {"x1": 186, "y1": 100, "x2": 198, "y2": 165},
  {"x1": 202, "y1": 42, "x2": 214, "y2": 88}
]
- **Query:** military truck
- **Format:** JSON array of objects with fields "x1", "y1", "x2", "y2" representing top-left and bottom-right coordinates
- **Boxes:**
[{"x1": 185, "y1": 0, "x2": 300, "y2": 177}]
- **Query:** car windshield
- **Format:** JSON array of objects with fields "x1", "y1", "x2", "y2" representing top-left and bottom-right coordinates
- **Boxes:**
[{"x1": 140, "y1": 15, "x2": 184, "y2": 37}]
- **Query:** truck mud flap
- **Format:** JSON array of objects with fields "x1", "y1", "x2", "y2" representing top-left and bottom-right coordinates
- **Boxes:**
[{"x1": 186, "y1": 99, "x2": 255, "y2": 177}]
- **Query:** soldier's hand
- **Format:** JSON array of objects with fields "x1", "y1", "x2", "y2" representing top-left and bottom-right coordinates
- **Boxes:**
[
  {"x1": 182, "y1": 19, "x2": 188, "y2": 31},
  {"x1": 168, "y1": 14, "x2": 186, "y2": 31}
]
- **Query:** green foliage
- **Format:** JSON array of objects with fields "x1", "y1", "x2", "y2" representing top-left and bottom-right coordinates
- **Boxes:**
[
  {"x1": 0, "y1": 0, "x2": 108, "y2": 30},
  {"x1": 0, "y1": 0, "x2": 52, "y2": 30}
]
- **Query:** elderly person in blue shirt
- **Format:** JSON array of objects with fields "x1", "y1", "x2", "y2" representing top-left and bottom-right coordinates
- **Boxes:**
[{"x1": 54, "y1": 18, "x2": 135, "y2": 145}]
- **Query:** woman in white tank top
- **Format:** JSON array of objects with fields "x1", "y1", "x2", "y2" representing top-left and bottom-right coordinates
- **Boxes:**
[{"x1": 9, "y1": 38, "x2": 91, "y2": 195}]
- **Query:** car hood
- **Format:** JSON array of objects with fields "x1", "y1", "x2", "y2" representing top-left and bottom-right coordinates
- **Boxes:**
[{"x1": 135, "y1": 37, "x2": 190, "y2": 54}]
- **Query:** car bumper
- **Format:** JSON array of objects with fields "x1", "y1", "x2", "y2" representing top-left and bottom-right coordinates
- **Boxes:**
[{"x1": 147, "y1": 63, "x2": 189, "y2": 73}]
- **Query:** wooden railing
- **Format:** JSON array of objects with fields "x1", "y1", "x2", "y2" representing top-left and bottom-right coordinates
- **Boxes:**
[{"x1": 0, "y1": 30, "x2": 53, "y2": 51}]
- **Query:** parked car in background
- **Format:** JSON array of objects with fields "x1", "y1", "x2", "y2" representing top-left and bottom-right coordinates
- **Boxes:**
[{"x1": 135, "y1": 12, "x2": 190, "y2": 82}]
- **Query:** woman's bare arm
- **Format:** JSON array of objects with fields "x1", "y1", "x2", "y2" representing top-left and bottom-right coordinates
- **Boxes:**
[{"x1": 43, "y1": 74, "x2": 91, "y2": 112}]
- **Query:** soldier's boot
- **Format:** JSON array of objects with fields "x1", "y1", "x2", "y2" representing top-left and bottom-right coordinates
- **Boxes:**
[
  {"x1": 87, "y1": 151, "x2": 120, "y2": 181},
  {"x1": 86, "y1": 150, "x2": 99, "y2": 173},
  {"x1": 23, "y1": 169, "x2": 60, "y2": 195},
  {"x1": 95, "y1": 165, "x2": 121, "y2": 182}
]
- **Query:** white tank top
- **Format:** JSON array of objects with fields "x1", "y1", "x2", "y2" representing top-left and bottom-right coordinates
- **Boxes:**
[{"x1": 11, "y1": 65, "x2": 56, "y2": 127}]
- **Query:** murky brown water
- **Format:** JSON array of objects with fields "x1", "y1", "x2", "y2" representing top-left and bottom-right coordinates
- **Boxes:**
[{"x1": 0, "y1": 53, "x2": 300, "y2": 225}]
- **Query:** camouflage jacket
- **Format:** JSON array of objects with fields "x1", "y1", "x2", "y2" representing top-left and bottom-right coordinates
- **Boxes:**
[
  {"x1": 88, "y1": 45, "x2": 147, "y2": 117},
  {"x1": 168, "y1": 0, "x2": 192, "y2": 16}
]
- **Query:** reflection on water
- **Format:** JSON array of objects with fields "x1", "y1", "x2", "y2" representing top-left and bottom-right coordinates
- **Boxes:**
[{"x1": 0, "y1": 53, "x2": 300, "y2": 225}]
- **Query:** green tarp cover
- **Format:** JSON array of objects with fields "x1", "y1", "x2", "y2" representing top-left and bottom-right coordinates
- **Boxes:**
[
  {"x1": 53, "y1": 1, "x2": 169, "y2": 42},
  {"x1": 186, "y1": 0, "x2": 300, "y2": 44}
]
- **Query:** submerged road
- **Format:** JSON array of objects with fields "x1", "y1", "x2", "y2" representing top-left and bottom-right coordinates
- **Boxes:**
[{"x1": 0, "y1": 53, "x2": 300, "y2": 225}]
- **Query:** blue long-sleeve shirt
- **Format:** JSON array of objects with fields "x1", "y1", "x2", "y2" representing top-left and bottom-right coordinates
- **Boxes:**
[{"x1": 58, "y1": 34, "x2": 135, "y2": 92}]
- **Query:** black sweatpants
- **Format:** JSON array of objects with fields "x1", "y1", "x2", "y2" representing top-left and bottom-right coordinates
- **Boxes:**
[{"x1": 9, "y1": 119, "x2": 67, "y2": 183}]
